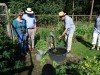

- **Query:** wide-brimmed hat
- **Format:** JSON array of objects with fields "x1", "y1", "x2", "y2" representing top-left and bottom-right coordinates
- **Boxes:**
[
  {"x1": 58, "y1": 11, "x2": 66, "y2": 17},
  {"x1": 25, "y1": 8, "x2": 34, "y2": 14}
]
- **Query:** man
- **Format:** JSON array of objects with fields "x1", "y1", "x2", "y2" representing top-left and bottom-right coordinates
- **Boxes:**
[
  {"x1": 23, "y1": 8, "x2": 36, "y2": 51},
  {"x1": 59, "y1": 11, "x2": 75, "y2": 53}
]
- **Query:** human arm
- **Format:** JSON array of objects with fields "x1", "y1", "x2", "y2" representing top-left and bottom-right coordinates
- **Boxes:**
[{"x1": 59, "y1": 28, "x2": 67, "y2": 39}]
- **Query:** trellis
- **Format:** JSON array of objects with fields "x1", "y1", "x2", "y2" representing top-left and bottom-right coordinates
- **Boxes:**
[
  {"x1": 0, "y1": 3, "x2": 12, "y2": 38},
  {"x1": 0, "y1": 3, "x2": 8, "y2": 18}
]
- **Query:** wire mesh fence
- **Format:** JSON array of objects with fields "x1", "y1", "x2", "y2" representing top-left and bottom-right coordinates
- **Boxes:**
[{"x1": 7, "y1": 14, "x2": 96, "y2": 26}]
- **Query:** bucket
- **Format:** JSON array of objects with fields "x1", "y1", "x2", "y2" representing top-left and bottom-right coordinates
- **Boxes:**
[{"x1": 48, "y1": 47, "x2": 67, "y2": 63}]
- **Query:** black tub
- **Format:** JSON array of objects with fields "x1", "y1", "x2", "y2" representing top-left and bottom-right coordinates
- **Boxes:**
[{"x1": 48, "y1": 47, "x2": 67, "y2": 63}]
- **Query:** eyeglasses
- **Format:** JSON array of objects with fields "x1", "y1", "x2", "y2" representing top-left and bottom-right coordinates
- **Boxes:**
[{"x1": 59, "y1": 16, "x2": 64, "y2": 18}]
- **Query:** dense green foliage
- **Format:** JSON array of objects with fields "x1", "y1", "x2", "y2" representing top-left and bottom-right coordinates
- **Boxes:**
[
  {"x1": 56, "y1": 56, "x2": 100, "y2": 75},
  {"x1": 0, "y1": 22, "x2": 25, "y2": 74},
  {"x1": 75, "y1": 22, "x2": 93, "y2": 40},
  {"x1": 8, "y1": 0, "x2": 64, "y2": 14},
  {"x1": 3, "y1": 0, "x2": 99, "y2": 15}
]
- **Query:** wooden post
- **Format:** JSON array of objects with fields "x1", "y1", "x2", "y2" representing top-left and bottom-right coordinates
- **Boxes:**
[
  {"x1": 75, "y1": 16, "x2": 78, "y2": 24},
  {"x1": 5, "y1": 3, "x2": 13, "y2": 39},
  {"x1": 89, "y1": 0, "x2": 94, "y2": 23},
  {"x1": 72, "y1": 0, "x2": 75, "y2": 20}
]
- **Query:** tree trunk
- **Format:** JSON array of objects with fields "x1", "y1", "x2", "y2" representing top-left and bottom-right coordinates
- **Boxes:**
[
  {"x1": 72, "y1": 0, "x2": 74, "y2": 20},
  {"x1": 89, "y1": 0, "x2": 94, "y2": 23}
]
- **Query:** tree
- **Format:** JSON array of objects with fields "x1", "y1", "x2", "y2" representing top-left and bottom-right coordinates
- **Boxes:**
[{"x1": 89, "y1": 0, "x2": 94, "y2": 22}]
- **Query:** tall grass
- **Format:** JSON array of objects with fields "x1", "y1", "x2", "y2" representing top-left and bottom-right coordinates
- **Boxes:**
[{"x1": 75, "y1": 22, "x2": 94, "y2": 41}]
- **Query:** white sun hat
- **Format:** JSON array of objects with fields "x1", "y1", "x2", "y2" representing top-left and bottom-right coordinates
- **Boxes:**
[
  {"x1": 25, "y1": 8, "x2": 34, "y2": 14},
  {"x1": 58, "y1": 11, "x2": 66, "y2": 17}
]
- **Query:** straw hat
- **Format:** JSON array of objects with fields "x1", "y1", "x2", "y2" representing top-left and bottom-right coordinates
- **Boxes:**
[
  {"x1": 25, "y1": 8, "x2": 34, "y2": 14},
  {"x1": 58, "y1": 11, "x2": 66, "y2": 17}
]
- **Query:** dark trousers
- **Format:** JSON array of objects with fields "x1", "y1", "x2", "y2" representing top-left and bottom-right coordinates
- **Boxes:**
[{"x1": 18, "y1": 33, "x2": 28, "y2": 54}]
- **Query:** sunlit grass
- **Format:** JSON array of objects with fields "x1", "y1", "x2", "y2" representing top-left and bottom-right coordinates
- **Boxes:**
[{"x1": 72, "y1": 41, "x2": 100, "y2": 58}]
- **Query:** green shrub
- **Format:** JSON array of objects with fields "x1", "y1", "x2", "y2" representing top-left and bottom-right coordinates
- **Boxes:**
[
  {"x1": 35, "y1": 39, "x2": 48, "y2": 50},
  {"x1": 0, "y1": 21, "x2": 25, "y2": 73},
  {"x1": 37, "y1": 15, "x2": 58, "y2": 26},
  {"x1": 75, "y1": 22, "x2": 93, "y2": 40},
  {"x1": 78, "y1": 56, "x2": 100, "y2": 75},
  {"x1": 14, "y1": 60, "x2": 25, "y2": 69}
]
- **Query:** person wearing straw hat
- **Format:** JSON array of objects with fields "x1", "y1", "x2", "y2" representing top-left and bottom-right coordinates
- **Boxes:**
[
  {"x1": 12, "y1": 11, "x2": 28, "y2": 55},
  {"x1": 59, "y1": 11, "x2": 75, "y2": 53},
  {"x1": 23, "y1": 8, "x2": 37, "y2": 52}
]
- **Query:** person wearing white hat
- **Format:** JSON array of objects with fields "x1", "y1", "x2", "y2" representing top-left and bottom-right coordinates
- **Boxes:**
[
  {"x1": 23, "y1": 8, "x2": 37, "y2": 51},
  {"x1": 59, "y1": 11, "x2": 75, "y2": 53}
]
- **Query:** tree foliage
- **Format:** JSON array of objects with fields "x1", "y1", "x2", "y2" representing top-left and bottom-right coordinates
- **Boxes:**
[{"x1": 3, "y1": 0, "x2": 98, "y2": 15}]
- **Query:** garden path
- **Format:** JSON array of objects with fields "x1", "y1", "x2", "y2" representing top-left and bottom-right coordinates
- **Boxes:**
[{"x1": 19, "y1": 51, "x2": 80, "y2": 75}]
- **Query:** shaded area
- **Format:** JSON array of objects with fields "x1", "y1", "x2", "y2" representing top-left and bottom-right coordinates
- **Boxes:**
[
  {"x1": 66, "y1": 62, "x2": 80, "y2": 75},
  {"x1": 0, "y1": 41, "x2": 34, "y2": 75},
  {"x1": 0, "y1": 65, "x2": 34, "y2": 75},
  {"x1": 96, "y1": 55, "x2": 100, "y2": 61},
  {"x1": 41, "y1": 64, "x2": 56, "y2": 75},
  {"x1": 65, "y1": 53, "x2": 81, "y2": 75},
  {"x1": 34, "y1": 32, "x2": 40, "y2": 46},
  {"x1": 75, "y1": 36, "x2": 92, "y2": 48}
]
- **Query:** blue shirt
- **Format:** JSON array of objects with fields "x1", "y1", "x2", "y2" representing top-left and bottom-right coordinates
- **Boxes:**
[
  {"x1": 12, "y1": 19, "x2": 26, "y2": 34},
  {"x1": 94, "y1": 15, "x2": 100, "y2": 33},
  {"x1": 23, "y1": 14, "x2": 36, "y2": 28},
  {"x1": 64, "y1": 15, "x2": 75, "y2": 30}
]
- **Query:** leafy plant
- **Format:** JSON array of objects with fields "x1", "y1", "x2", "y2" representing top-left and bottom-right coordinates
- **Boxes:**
[
  {"x1": 78, "y1": 56, "x2": 100, "y2": 75},
  {"x1": 75, "y1": 22, "x2": 93, "y2": 40},
  {"x1": 35, "y1": 39, "x2": 48, "y2": 50},
  {"x1": 14, "y1": 60, "x2": 25, "y2": 69},
  {"x1": 0, "y1": 21, "x2": 25, "y2": 73},
  {"x1": 0, "y1": 61, "x2": 6, "y2": 70}
]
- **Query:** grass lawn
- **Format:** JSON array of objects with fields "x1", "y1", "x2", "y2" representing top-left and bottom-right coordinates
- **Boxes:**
[{"x1": 72, "y1": 40, "x2": 100, "y2": 58}]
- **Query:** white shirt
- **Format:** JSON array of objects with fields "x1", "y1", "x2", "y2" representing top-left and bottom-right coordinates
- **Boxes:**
[{"x1": 23, "y1": 14, "x2": 36, "y2": 28}]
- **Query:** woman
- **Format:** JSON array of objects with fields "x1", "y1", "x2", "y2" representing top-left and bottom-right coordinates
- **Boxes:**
[
  {"x1": 12, "y1": 11, "x2": 28, "y2": 55},
  {"x1": 91, "y1": 12, "x2": 100, "y2": 50}
]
